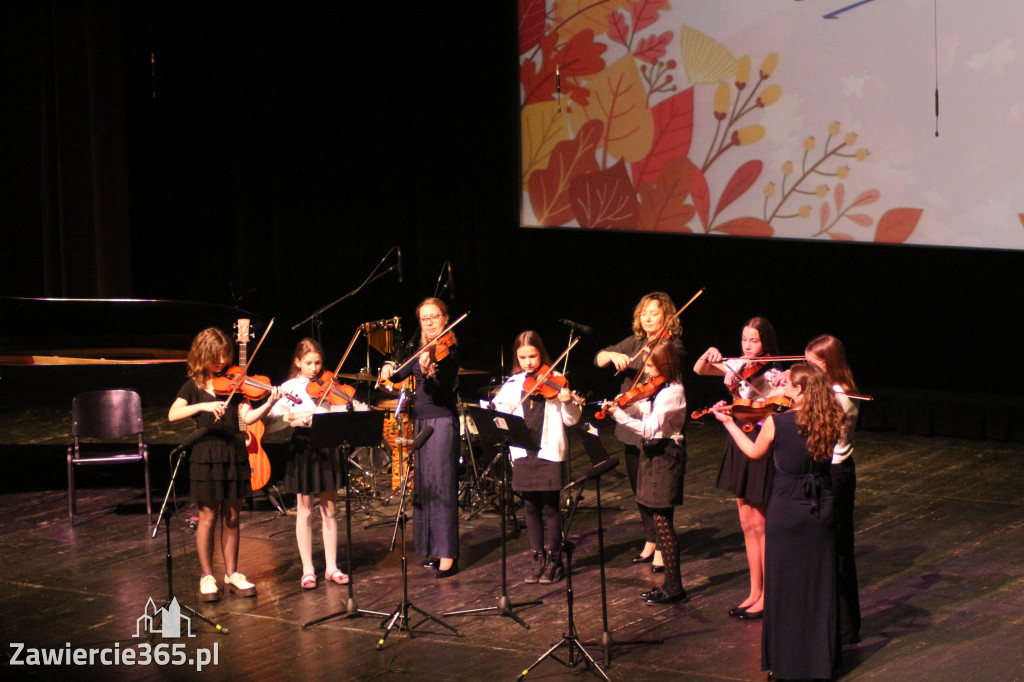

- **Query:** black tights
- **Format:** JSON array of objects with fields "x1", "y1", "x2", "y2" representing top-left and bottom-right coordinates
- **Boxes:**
[
  {"x1": 646, "y1": 505, "x2": 683, "y2": 595},
  {"x1": 522, "y1": 490, "x2": 562, "y2": 555}
]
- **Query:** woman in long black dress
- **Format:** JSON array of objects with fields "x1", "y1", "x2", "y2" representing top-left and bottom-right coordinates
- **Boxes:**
[
  {"x1": 713, "y1": 363, "x2": 845, "y2": 680},
  {"x1": 379, "y1": 297, "x2": 461, "y2": 578}
]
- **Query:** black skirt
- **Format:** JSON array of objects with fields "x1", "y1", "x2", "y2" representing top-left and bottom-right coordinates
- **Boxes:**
[
  {"x1": 512, "y1": 455, "x2": 563, "y2": 492},
  {"x1": 283, "y1": 429, "x2": 346, "y2": 495},
  {"x1": 189, "y1": 433, "x2": 252, "y2": 501},
  {"x1": 636, "y1": 439, "x2": 686, "y2": 508}
]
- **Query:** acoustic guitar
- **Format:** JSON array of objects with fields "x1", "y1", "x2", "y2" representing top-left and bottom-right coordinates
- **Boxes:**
[{"x1": 236, "y1": 319, "x2": 271, "y2": 491}]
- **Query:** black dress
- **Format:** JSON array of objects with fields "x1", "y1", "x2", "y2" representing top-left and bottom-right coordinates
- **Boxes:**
[
  {"x1": 176, "y1": 381, "x2": 252, "y2": 501},
  {"x1": 762, "y1": 410, "x2": 840, "y2": 679}
]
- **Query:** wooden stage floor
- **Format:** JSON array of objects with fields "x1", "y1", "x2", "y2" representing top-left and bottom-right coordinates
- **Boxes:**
[{"x1": 1, "y1": 414, "x2": 1023, "y2": 681}]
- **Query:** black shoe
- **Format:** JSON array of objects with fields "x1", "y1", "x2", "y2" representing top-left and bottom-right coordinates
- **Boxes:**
[
  {"x1": 539, "y1": 553, "x2": 564, "y2": 584},
  {"x1": 651, "y1": 565, "x2": 665, "y2": 574},
  {"x1": 631, "y1": 552, "x2": 654, "y2": 564},
  {"x1": 728, "y1": 605, "x2": 750, "y2": 617},
  {"x1": 738, "y1": 608, "x2": 763, "y2": 620},
  {"x1": 423, "y1": 557, "x2": 439, "y2": 568},
  {"x1": 525, "y1": 551, "x2": 546, "y2": 584},
  {"x1": 639, "y1": 588, "x2": 660, "y2": 600},
  {"x1": 435, "y1": 560, "x2": 458, "y2": 578},
  {"x1": 644, "y1": 587, "x2": 687, "y2": 605}
]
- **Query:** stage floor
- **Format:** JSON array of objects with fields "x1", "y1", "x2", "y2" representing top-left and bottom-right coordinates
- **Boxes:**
[{"x1": 1, "y1": 419, "x2": 1023, "y2": 681}]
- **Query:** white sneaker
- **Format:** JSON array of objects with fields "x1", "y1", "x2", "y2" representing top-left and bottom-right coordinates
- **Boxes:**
[
  {"x1": 224, "y1": 572, "x2": 257, "y2": 597},
  {"x1": 199, "y1": 575, "x2": 220, "y2": 602}
]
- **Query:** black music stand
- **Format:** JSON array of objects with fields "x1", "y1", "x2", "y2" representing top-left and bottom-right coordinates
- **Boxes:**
[
  {"x1": 375, "y1": 425, "x2": 460, "y2": 649},
  {"x1": 151, "y1": 432, "x2": 227, "y2": 634},
  {"x1": 301, "y1": 411, "x2": 391, "y2": 627},
  {"x1": 517, "y1": 461, "x2": 616, "y2": 682},
  {"x1": 444, "y1": 405, "x2": 543, "y2": 628},
  {"x1": 578, "y1": 430, "x2": 663, "y2": 666}
]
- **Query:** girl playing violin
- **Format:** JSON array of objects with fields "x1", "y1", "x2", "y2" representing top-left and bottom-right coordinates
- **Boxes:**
[
  {"x1": 168, "y1": 327, "x2": 281, "y2": 602},
  {"x1": 379, "y1": 297, "x2": 461, "y2": 578},
  {"x1": 594, "y1": 292, "x2": 685, "y2": 572},
  {"x1": 605, "y1": 338, "x2": 688, "y2": 604},
  {"x1": 270, "y1": 338, "x2": 367, "y2": 590},
  {"x1": 711, "y1": 364, "x2": 844, "y2": 679},
  {"x1": 693, "y1": 316, "x2": 783, "y2": 620},
  {"x1": 805, "y1": 334, "x2": 861, "y2": 644},
  {"x1": 492, "y1": 331, "x2": 581, "y2": 584}
]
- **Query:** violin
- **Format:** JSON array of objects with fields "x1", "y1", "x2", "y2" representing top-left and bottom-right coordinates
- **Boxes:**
[
  {"x1": 429, "y1": 332, "x2": 455, "y2": 363},
  {"x1": 305, "y1": 370, "x2": 356, "y2": 406},
  {"x1": 212, "y1": 367, "x2": 300, "y2": 404},
  {"x1": 522, "y1": 366, "x2": 585, "y2": 405},
  {"x1": 595, "y1": 375, "x2": 666, "y2": 420},
  {"x1": 690, "y1": 395, "x2": 793, "y2": 429}
]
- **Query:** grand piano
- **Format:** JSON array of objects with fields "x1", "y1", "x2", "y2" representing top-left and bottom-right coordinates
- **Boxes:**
[{"x1": 0, "y1": 297, "x2": 260, "y2": 410}]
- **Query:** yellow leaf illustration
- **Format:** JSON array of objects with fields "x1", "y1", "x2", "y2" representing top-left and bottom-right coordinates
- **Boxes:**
[
  {"x1": 521, "y1": 101, "x2": 569, "y2": 189},
  {"x1": 555, "y1": 0, "x2": 631, "y2": 42},
  {"x1": 680, "y1": 25, "x2": 737, "y2": 85},
  {"x1": 570, "y1": 54, "x2": 654, "y2": 165}
]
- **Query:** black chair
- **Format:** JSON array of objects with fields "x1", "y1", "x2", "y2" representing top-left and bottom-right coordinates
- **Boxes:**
[{"x1": 66, "y1": 389, "x2": 152, "y2": 525}]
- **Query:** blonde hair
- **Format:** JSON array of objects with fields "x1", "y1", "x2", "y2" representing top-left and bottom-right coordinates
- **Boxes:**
[
  {"x1": 289, "y1": 338, "x2": 324, "y2": 378},
  {"x1": 631, "y1": 292, "x2": 682, "y2": 339},
  {"x1": 186, "y1": 328, "x2": 233, "y2": 386},
  {"x1": 416, "y1": 297, "x2": 454, "y2": 345}
]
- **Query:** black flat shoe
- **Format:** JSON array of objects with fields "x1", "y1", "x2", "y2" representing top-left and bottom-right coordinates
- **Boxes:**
[
  {"x1": 728, "y1": 605, "x2": 750, "y2": 617},
  {"x1": 651, "y1": 565, "x2": 665, "y2": 574},
  {"x1": 738, "y1": 608, "x2": 763, "y2": 620},
  {"x1": 631, "y1": 553, "x2": 654, "y2": 564},
  {"x1": 422, "y1": 558, "x2": 439, "y2": 568},
  {"x1": 435, "y1": 560, "x2": 459, "y2": 578},
  {"x1": 644, "y1": 587, "x2": 687, "y2": 605},
  {"x1": 639, "y1": 588, "x2": 660, "y2": 600}
]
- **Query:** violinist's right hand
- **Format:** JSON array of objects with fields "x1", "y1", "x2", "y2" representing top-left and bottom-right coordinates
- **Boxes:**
[
  {"x1": 606, "y1": 352, "x2": 631, "y2": 372},
  {"x1": 204, "y1": 400, "x2": 227, "y2": 419},
  {"x1": 702, "y1": 347, "x2": 723, "y2": 364},
  {"x1": 379, "y1": 362, "x2": 395, "y2": 382}
]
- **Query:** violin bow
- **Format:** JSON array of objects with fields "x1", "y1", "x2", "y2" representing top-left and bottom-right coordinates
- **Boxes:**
[
  {"x1": 617, "y1": 287, "x2": 705, "y2": 377},
  {"x1": 220, "y1": 317, "x2": 275, "y2": 406},
  {"x1": 313, "y1": 325, "x2": 364, "y2": 412},
  {"x1": 391, "y1": 311, "x2": 470, "y2": 375},
  {"x1": 511, "y1": 337, "x2": 580, "y2": 413}
]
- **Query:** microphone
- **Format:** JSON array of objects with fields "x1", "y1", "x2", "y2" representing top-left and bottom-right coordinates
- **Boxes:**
[
  {"x1": 170, "y1": 427, "x2": 209, "y2": 457},
  {"x1": 409, "y1": 425, "x2": 435, "y2": 452},
  {"x1": 446, "y1": 260, "x2": 455, "y2": 300},
  {"x1": 562, "y1": 457, "x2": 619, "y2": 491},
  {"x1": 559, "y1": 318, "x2": 593, "y2": 335},
  {"x1": 396, "y1": 246, "x2": 403, "y2": 284}
]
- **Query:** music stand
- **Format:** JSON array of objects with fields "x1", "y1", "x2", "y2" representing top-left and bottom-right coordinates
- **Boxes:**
[
  {"x1": 444, "y1": 405, "x2": 543, "y2": 628},
  {"x1": 301, "y1": 411, "x2": 392, "y2": 627},
  {"x1": 151, "y1": 432, "x2": 227, "y2": 634},
  {"x1": 577, "y1": 430, "x2": 663, "y2": 666}
]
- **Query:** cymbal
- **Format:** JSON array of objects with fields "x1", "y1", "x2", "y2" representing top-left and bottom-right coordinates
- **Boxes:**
[{"x1": 336, "y1": 371, "x2": 378, "y2": 382}]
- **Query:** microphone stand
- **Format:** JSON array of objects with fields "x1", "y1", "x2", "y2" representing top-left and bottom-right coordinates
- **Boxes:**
[
  {"x1": 292, "y1": 246, "x2": 400, "y2": 340},
  {"x1": 151, "y1": 435, "x2": 227, "y2": 634}
]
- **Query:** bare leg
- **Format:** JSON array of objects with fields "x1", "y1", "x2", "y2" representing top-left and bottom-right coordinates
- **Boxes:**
[
  {"x1": 196, "y1": 501, "x2": 218, "y2": 577},
  {"x1": 221, "y1": 499, "x2": 243, "y2": 576},
  {"x1": 737, "y1": 498, "x2": 766, "y2": 610}
]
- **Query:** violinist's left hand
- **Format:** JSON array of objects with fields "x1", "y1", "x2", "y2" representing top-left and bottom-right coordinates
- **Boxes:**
[
  {"x1": 710, "y1": 401, "x2": 732, "y2": 423},
  {"x1": 557, "y1": 387, "x2": 572, "y2": 403},
  {"x1": 419, "y1": 351, "x2": 437, "y2": 378},
  {"x1": 768, "y1": 369, "x2": 787, "y2": 387}
]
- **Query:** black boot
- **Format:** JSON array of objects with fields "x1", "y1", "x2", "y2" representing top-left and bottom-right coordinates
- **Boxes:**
[
  {"x1": 525, "y1": 551, "x2": 547, "y2": 583},
  {"x1": 539, "y1": 551, "x2": 564, "y2": 584}
]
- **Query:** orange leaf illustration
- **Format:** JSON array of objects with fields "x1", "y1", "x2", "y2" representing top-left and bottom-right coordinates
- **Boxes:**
[
  {"x1": 637, "y1": 157, "x2": 695, "y2": 232},
  {"x1": 820, "y1": 202, "x2": 830, "y2": 229},
  {"x1": 632, "y1": 0, "x2": 668, "y2": 33},
  {"x1": 850, "y1": 189, "x2": 880, "y2": 208},
  {"x1": 528, "y1": 119, "x2": 604, "y2": 226},
  {"x1": 689, "y1": 159, "x2": 710, "y2": 229},
  {"x1": 609, "y1": 12, "x2": 629, "y2": 47},
  {"x1": 630, "y1": 87, "x2": 694, "y2": 188},
  {"x1": 845, "y1": 213, "x2": 874, "y2": 227},
  {"x1": 714, "y1": 217, "x2": 774, "y2": 237},
  {"x1": 834, "y1": 183, "x2": 845, "y2": 213},
  {"x1": 570, "y1": 161, "x2": 640, "y2": 229},
  {"x1": 556, "y1": 0, "x2": 632, "y2": 41},
  {"x1": 572, "y1": 54, "x2": 654, "y2": 164},
  {"x1": 874, "y1": 207, "x2": 923, "y2": 243},
  {"x1": 714, "y1": 159, "x2": 762, "y2": 220},
  {"x1": 828, "y1": 233, "x2": 855, "y2": 241},
  {"x1": 635, "y1": 31, "x2": 673, "y2": 64},
  {"x1": 519, "y1": 0, "x2": 547, "y2": 55}
]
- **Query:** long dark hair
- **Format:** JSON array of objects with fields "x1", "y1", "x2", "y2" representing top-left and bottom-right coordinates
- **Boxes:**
[
  {"x1": 805, "y1": 334, "x2": 858, "y2": 393},
  {"x1": 745, "y1": 316, "x2": 779, "y2": 356},
  {"x1": 289, "y1": 338, "x2": 323, "y2": 379},
  {"x1": 510, "y1": 330, "x2": 552, "y2": 374},
  {"x1": 646, "y1": 338, "x2": 682, "y2": 384}
]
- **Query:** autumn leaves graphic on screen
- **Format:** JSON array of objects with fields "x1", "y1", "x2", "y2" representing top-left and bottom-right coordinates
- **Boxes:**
[{"x1": 519, "y1": 0, "x2": 922, "y2": 243}]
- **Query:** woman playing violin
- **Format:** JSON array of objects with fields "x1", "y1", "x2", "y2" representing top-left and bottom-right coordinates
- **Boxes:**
[
  {"x1": 168, "y1": 327, "x2": 281, "y2": 603},
  {"x1": 379, "y1": 297, "x2": 461, "y2": 578},
  {"x1": 492, "y1": 331, "x2": 581, "y2": 584},
  {"x1": 270, "y1": 338, "x2": 366, "y2": 590},
  {"x1": 594, "y1": 292, "x2": 685, "y2": 572},
  {"x1": 605, "y1": 338, "x2": 688, "y2": 604},
  {"x1": 693, "y1": 316, "x2": 783, "y2": 620}
]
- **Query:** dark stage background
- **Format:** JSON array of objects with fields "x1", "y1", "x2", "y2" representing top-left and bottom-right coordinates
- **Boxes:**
[{"x1": 2, "y1": 3, "x2": 1022, "y2": 431}]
